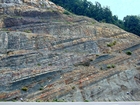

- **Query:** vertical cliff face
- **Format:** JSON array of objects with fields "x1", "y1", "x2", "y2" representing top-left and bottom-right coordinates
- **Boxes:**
[{"x1": 0, "y1": 0, "x2": 140, "y2": 102}]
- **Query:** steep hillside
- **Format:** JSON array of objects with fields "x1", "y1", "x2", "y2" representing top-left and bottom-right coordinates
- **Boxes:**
[{"x1": 0, "y1": 0, "x2": 140, "y2": 102}]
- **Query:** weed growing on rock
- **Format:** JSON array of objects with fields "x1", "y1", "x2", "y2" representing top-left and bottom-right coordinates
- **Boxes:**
[
  {"x1": 100, "y1": 67, "x2": 103, "y2": 70},
  {"x1": 107, "y1": 64, "x2": 116, "y2": 69},
  {"x1": 111, "y1": 64, "x2": 116, "y2": 68},
  {"x1": 24, "y1": 30, "x2": 32, "y2": 33},
  {"x1": 126, "y1": 51, "x2": 132, "y2": 55},
  {"x1": 21, "y1": 87, "x2": 28, "y2": 91},
  {"x1": 48, "y1": 63, "x2": 52, "y2": 66},
  {"x1": 107, "y1": 64, "x2": 112, "y2": 68},
  {"x1": 84, "y1": 100, "x2": 89, "y2": 102},
  {"x1": 36, "y1": 100, "x2": 42, "y2": 102},
  {"x1": 39, "y1": 87, "x2": 44, "y2": 90},
  {"x1": 107, "y1": 41, "x2": 117, "y2": 47},
  {"x1": 37, "y1": 63, "x2": 41, "y2": 66},
  {"x1": 72, "y1": 86, "x2": 75, "y2": 89},
  {"x1": 96, "y1": 54, "x2": 99, "y2": 57}
]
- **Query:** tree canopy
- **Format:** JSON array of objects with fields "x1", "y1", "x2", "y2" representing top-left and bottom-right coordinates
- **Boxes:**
[{"x1": 123, "y1": 15, "x2": 140, "y2": 36}]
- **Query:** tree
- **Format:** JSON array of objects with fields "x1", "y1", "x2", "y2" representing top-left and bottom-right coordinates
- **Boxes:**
[{"x1": 123, "y1": 15, "x2": 140, "y2": 36}]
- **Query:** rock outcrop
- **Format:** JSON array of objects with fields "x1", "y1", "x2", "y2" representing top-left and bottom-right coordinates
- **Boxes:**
[{"x1": 0, "y1": 0, "x2": 140, "y2": 102}]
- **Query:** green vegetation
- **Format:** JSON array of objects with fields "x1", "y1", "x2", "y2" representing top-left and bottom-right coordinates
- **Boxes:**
[
  {"x1": 36, "y1": 100, "x2": 42, "y2": 102},
  {"x1": 12, "y1": 99, "x2": 17, "y2": 102},
  {"x1": 100, "y1": 67, "x2": 103, "y2": 70},
  {"x1": 48, "y1": 63, "x2": 52, "y2": 66},
  {"x1": 72, "y1": 86, "x2": 75, "y2": 89},
  {"x1": 107, "y1": 64, "x2": 112, "y2": 68},
  {"x1": 123, "y1": 15, "x2": 140, "y2": 36},
  {"x1": 96, "y1": 54, "x2": 99, "y2": 57},
  {"x1": 89, "y1": 58, "x2": 93, "y2": 61},
  {"x1": 111, "y1": 64, "x2": 116, "y2": 68},
  {"x1": 84, "y1": 100, "x2": 89, "y2": 102},
  {"x1": 107, "y1": 41, "x2": 117, "y2": 47},
  {"x1": 21, "y1": 86, "x2": 28, "y2": 91},
  {"x1": 107, "y1": 64, "x2": 116, "y2": 69},
  {"x1": 37, "y1": 63, "x2": 41, "y2": 66},
  {"x1": 24, "y1": 30, "x2": 32, "y2": 33},
  {"x1": 39, "y1": 87, "x2": 44, "y2": 90},
  {"x1": 52, "y1": 99, "x2": 65, "y2": 102},
  {"x1": 50, "y1": 0, "x2": 140, "y2": 36},
  {"x1": 125, "y1": 51, "x2": 132, "y2": 55},
  {"x1": 63, "y1": 10, "x2": 71, "y2": 15}
]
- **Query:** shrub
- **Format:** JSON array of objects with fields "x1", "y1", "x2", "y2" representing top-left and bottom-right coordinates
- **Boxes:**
[
  {"x1": 100, "y1": 67, "x2": 103, "y2": 70},
  {"x1": 107, "y1": 41, "x2": 117, "y2": 47},
  {"x1": 107, "y1": 43, "x2": 112, "y2": 47},
  {"x1": 111, "y1": 64, "x2": 115, "y2": 68},
  {"x1": 39, "y1": 87, "x2": 44, "y2": 90},
  {"x1": 96, "y1": 54, "x2": 99, "y2": 57},
  {"x1": 36, "y1": 100, "x2": 43, "y2": 102},
  {"x1": 89, "y1": 58, "x2": 93, "y2": 61},
  {"x1": 37, "y1": 63, "x2": 41, "y2": 66},
  {"x1": 107, "y1": 64, "x2": 111, "y2": 68},
  {"x1": 72, "y1": 86, "x2": 75, "y2": 89},
  {"x1": 21, "y1": 87, "x2": 28, "y2": 91},
  {"x1": 48, "y1": 63, "x2": 52, "y2": 66},
  {"x1": 113, "y1": 41, "x2": 117, "y2": 45},
  {"x1": 84, "y1": 100, "x2": 89, "y2": 102},
  {"x1": 126, "y1": 51, "x2": 132, "y2": 55},
  {"x1": 107, "y1": 64, "x2": 116, "y2": 69}
]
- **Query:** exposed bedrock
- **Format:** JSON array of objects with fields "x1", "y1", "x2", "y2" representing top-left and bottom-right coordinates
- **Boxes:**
[{"x1": 0, "y1": 0, "x2": 140, "y2": 102}]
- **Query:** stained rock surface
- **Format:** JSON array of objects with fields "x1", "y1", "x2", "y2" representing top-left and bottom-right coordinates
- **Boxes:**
[{"x1": 0, "y1": 0, "x2": 140, "y2": 102}]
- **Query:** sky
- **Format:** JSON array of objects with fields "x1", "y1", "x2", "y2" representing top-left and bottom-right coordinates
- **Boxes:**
[{"x1": 89, "y1": 0, "x2": 140, "y2": 20}]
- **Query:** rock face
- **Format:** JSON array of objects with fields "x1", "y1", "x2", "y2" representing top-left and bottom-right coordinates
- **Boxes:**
[{"x1": 0, "y1": 0, "x2": 140, "y2": 102}]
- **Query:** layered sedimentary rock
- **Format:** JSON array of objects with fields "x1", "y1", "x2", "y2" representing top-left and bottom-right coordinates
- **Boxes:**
[{"x1": 0, "y1": 0, "x2": 140, "y2": 102}]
